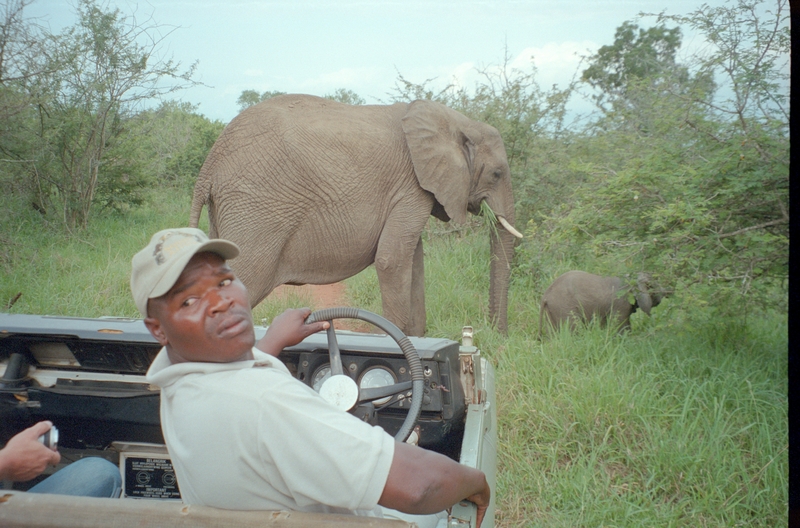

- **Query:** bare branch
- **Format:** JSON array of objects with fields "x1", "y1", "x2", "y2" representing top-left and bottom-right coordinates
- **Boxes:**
[{"x1": 718, "y1": 218, "x2": 788, "y2": 239}]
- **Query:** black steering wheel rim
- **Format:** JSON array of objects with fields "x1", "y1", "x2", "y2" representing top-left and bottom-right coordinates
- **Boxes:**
[{"x1": 306, "y1": 307, "x2": 424, "y2": 442}]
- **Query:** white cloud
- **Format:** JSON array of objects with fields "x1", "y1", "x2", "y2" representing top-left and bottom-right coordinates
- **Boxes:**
[
  {"x1": 299, "y1": 67, "x2": 381, "y2": 93},
  {"x1": 401, "y1": 41, "x2": 601, "y2": 98},
  {"x1": 448, "y1": 62, "x2": 478, "y2": 90},
  {"x1": 512, "y1": 41, "x2": 598, "y2": 89}
]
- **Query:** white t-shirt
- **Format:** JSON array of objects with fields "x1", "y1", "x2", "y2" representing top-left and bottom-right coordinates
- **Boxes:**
[{"x1": 146, "y1": 347, "x2": 395, "y2": 515}]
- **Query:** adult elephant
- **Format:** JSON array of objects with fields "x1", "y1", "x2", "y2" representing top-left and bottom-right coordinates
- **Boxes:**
[{"x1": 189, "y1": 94, "x2": 522, "y2": 336}]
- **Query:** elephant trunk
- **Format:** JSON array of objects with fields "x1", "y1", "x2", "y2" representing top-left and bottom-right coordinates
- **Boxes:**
[{"x1": 489, "y1": 221, "x2": 517, "y2": 334}]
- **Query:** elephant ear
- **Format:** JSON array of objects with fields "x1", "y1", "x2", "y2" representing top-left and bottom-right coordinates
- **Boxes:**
[
  {"x1": 635, "y1": 273, "x2": 654, "y2": 315},
  {"x1": 634, "y1": 291, "x2": 653, "y2": 315},
  {"x1": 402, "y1": 100, "x2": 474, "y2": 225}
]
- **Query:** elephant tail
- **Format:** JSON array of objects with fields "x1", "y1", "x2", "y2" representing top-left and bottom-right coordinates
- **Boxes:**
[
  {"x1": 188, "y1": 176, "x2": 210, "y2": 230},
  {"x1": 538, "y1": 300, "x2": 547, "y2": 339}
]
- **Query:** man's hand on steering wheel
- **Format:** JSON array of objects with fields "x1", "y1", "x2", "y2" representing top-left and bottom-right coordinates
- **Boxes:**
[
  {"x1": 256, "y1": 308, "x2": 329, "y2": 357},
  {"x1": 306, "y1": 307, "x2": 425, "y2": 442}
]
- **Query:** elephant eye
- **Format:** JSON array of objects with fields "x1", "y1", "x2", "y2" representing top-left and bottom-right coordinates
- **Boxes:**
[{"x1": 492, "y1": 170, "x2": 502, "y2": 181}]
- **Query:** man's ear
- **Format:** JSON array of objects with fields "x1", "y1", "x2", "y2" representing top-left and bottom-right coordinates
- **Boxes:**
[{"x1": 144, "y1": 316, "x2": 168, "y2": 346}]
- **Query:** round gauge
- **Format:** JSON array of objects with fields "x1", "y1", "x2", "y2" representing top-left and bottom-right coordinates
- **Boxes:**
[
  {"x1": 359, "y1": 366, "x2": 397, "y2": 406},
  {"x1": 311, "y1": 365, "x2": 331, "y2": 392}
]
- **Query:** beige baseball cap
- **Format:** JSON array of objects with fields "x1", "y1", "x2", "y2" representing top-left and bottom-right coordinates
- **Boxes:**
[{"x1": 131, "y1": 228, "x2": 240, "y2": 317}]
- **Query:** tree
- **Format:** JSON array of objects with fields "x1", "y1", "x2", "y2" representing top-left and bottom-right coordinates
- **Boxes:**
[
  {"x1": 655, "y1": 0, "x2": 789, "y2": 157},
  {"x1": 538, "y1": 0, "x2": 789, "y2": 313},
  {"x1": 156, "y1": 102, "x2": 225, "y2": 188},
  {"x1": 581, "y1": 22, "x2": 684, "y2": 110},
  {"x1": 236, "y1": 89, "x2": 285, "y2": 112},
  {"x1": 235, "y1": 88, "x2": 365, "y2": 112},
  {"x1": 388, "y1": 72, "x2": 454, "y2": 104},
  {"x1": 26, "y1": 0, "x2": 197, "y2": 229},
  {"x1": 323, "y1": 88, "x2": 364, "y2": 105},
  {"x1": 0, "y1": 0, "x2": 42, "y2": 122},
  {"x1": 389, "y1": 52, "x2": 574, "y2": 229},
  {"x1": 92, "y1": 101, "x2": 224, "y2": 213},
  {"x1": 0, "y1": 0, "x2": 49, "y2": 190},
  {"x1": 581, "y1": 19, "x2": 717, "y2": 136}
]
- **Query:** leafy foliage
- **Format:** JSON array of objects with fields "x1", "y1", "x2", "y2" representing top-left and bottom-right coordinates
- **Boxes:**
[
  {"x1": 323, "y1": 88, "x2": 365, "y2": 105},
  {"x1": 581, "y1": 22, "x2": 688, "y2": 112},
  {"x1": 520, "y1": 0, "x2": 788, "y2": 316},
  {"x1": 0, "y1": 0, "x2": 787, "y2": 322},
  {"x1": 129, "y1": 101, "x2": 225, "y2": 187},
  {"x1": 389, "y1": 51, "x2": 575, "y2": 230},
  {"x1": 236, "y1": 88, "x2": 365, "y2": 112},
  {"x1": 88, "y1": 101, "x2": 224, "y2": 213},
  {"x1": 0, "y1": 0, "x2": 198, "y2": 229},
  {"x1": 0, "y1": 1, "x2": 42, "y2": 124},
  {"x1": 236, "y1": 89, "x2": 286, "y2": 112}
]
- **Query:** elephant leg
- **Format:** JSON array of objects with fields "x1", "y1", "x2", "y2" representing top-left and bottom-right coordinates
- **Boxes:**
[
  {"x1": 544, "y1": 308, "x2": 561, "y2": 334},
  {"x1": 374, "y1": 213, "x2": 429, "y2": 337},
  {"x1": 567, "y1": 314, "x2": 580, "y2": 332},
  {"x1": 609, "y1": 300, "x2": 633, "y2": 333},
  {"x1": 612, "y1": 309, "x2": 633, "y2": 334},
  {"x1": 408, "y1": 237, "x2": 426, "y2": 336},
  {"x1": 226, "y1": 238, "x2": 284, "y2": 309},
  {"x1": 566, "y1": 307, "x2": 585, "y2": 331}
]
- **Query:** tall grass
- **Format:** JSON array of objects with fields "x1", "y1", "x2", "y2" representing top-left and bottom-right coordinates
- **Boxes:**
[
  {"x1": 348, "y1": 222, "x2": 787, "y2": 527},
  {"x1": 1, "y1": 190, "x2": 191, "y2": 317},
  {"x1": 0, "y1": 191, "x2": 787, "y2": 526}
]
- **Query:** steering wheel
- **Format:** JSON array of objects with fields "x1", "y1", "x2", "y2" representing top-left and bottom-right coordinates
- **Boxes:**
[{"x1": 305, "y1": 307, "x2": 424, "y2": 442}]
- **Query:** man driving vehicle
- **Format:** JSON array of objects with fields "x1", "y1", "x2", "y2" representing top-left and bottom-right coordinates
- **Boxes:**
[{"x1": 132, "y1": 227, "x2": 490, "y2": 527}]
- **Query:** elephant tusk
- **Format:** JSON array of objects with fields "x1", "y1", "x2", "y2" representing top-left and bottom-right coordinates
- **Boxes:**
[{"x1": 498, "y1": 216, "x2": 523, "y2": 238}]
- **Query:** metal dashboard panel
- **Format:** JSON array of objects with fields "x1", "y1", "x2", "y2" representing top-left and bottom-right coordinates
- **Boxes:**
[
  {"x1": 0, "y1": 313, "x2": 460, "y2": 360},
  {"x1": 0, "y1": 313, "x2": 467, "y2": 453}
]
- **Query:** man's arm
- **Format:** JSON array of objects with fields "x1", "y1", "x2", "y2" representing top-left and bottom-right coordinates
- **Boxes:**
[
  {"x1": 379, "y1": 442, "x2": 491, "y2": 527},
  {"x1": 0, "y1": 421, "x2": 61, "y2": 482},
  {"x1": 256, "y1": 308, "x2": 330, "y2": 357}
]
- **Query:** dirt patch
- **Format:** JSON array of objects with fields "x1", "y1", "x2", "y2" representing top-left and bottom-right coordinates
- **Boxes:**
[
  {"x1": 271, "y1": 283, "x2": 374, "y2": 332},
  {"x1": 272, "y1": 283, "x2": 348, "y2": 309}
]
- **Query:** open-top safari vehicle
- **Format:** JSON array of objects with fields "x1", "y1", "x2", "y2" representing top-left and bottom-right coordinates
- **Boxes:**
[{"x1": 0, "y1": 308, "x2": 496, "y2": 527}]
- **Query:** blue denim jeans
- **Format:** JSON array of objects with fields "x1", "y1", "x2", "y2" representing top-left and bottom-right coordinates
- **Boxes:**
[{"x1": 27, "y1": 457, "x2": 121, "y2": 498}]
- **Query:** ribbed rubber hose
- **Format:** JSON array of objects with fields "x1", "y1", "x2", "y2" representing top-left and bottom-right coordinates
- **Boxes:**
[{"x1": 306, "y1": 308, "x2": 425, "y2": 442}]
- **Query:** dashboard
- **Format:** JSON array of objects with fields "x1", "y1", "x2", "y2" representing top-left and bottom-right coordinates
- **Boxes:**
[{"x1": 0, "y1": 314, "x2": 468, "y2": 460}]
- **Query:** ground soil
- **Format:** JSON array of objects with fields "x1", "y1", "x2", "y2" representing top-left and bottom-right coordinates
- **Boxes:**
[
  {"x1": 271, "y1": 283, "x2": 373, "y2": 332},
  {"x1": 272, "y1": 282, "x2": 348, "y2": 309}
]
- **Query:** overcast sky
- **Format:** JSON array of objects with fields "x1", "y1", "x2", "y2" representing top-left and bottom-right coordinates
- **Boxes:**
[{"x1": 26, "y1": 0, "x2": 738, "y2": 123}]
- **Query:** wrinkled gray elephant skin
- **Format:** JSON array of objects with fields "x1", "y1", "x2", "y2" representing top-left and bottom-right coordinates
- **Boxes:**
[
  {"x1": 539, "y1": 270, "x2": 664, "y2": 335},
  {"x1": 189, "y1": 94, "x2": 522, "y2": 336}
]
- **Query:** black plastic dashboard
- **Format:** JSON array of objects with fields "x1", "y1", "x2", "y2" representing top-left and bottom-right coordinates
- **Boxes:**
[{"x1": 0, "y1": 313, "x2": 467, "y2": 458}]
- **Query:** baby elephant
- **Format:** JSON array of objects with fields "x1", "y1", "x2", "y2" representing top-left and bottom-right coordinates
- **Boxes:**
[{"x1": 539, "y1": 271, "x2": 664, "y2": 335}]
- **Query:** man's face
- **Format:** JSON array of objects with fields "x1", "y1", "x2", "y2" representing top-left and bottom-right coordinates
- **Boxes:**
[{"x1": 144, "y1": 252, "x2": 255, "y2": 364}]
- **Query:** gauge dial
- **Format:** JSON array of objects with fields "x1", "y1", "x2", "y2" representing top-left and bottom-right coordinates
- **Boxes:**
[
  {"x1": 359, "y1": 366, "x2": 397, "y2": 405},
  {"x1": 311, "y1": 365, "x2": 331, "y2": 392}
]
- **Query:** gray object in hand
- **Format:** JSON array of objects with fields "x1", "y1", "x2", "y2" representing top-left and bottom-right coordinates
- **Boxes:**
[{"x1": 38, "y1": 426, "x2": 58, "y2": 450}]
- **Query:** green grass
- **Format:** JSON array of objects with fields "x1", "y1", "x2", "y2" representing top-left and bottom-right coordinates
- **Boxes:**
[
  {"x1": 0, "y1": 190, "x2": 191, "y2": 317},
  {"x1": 0, "y1": 190, "x2": 787, "y2": 527}
]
